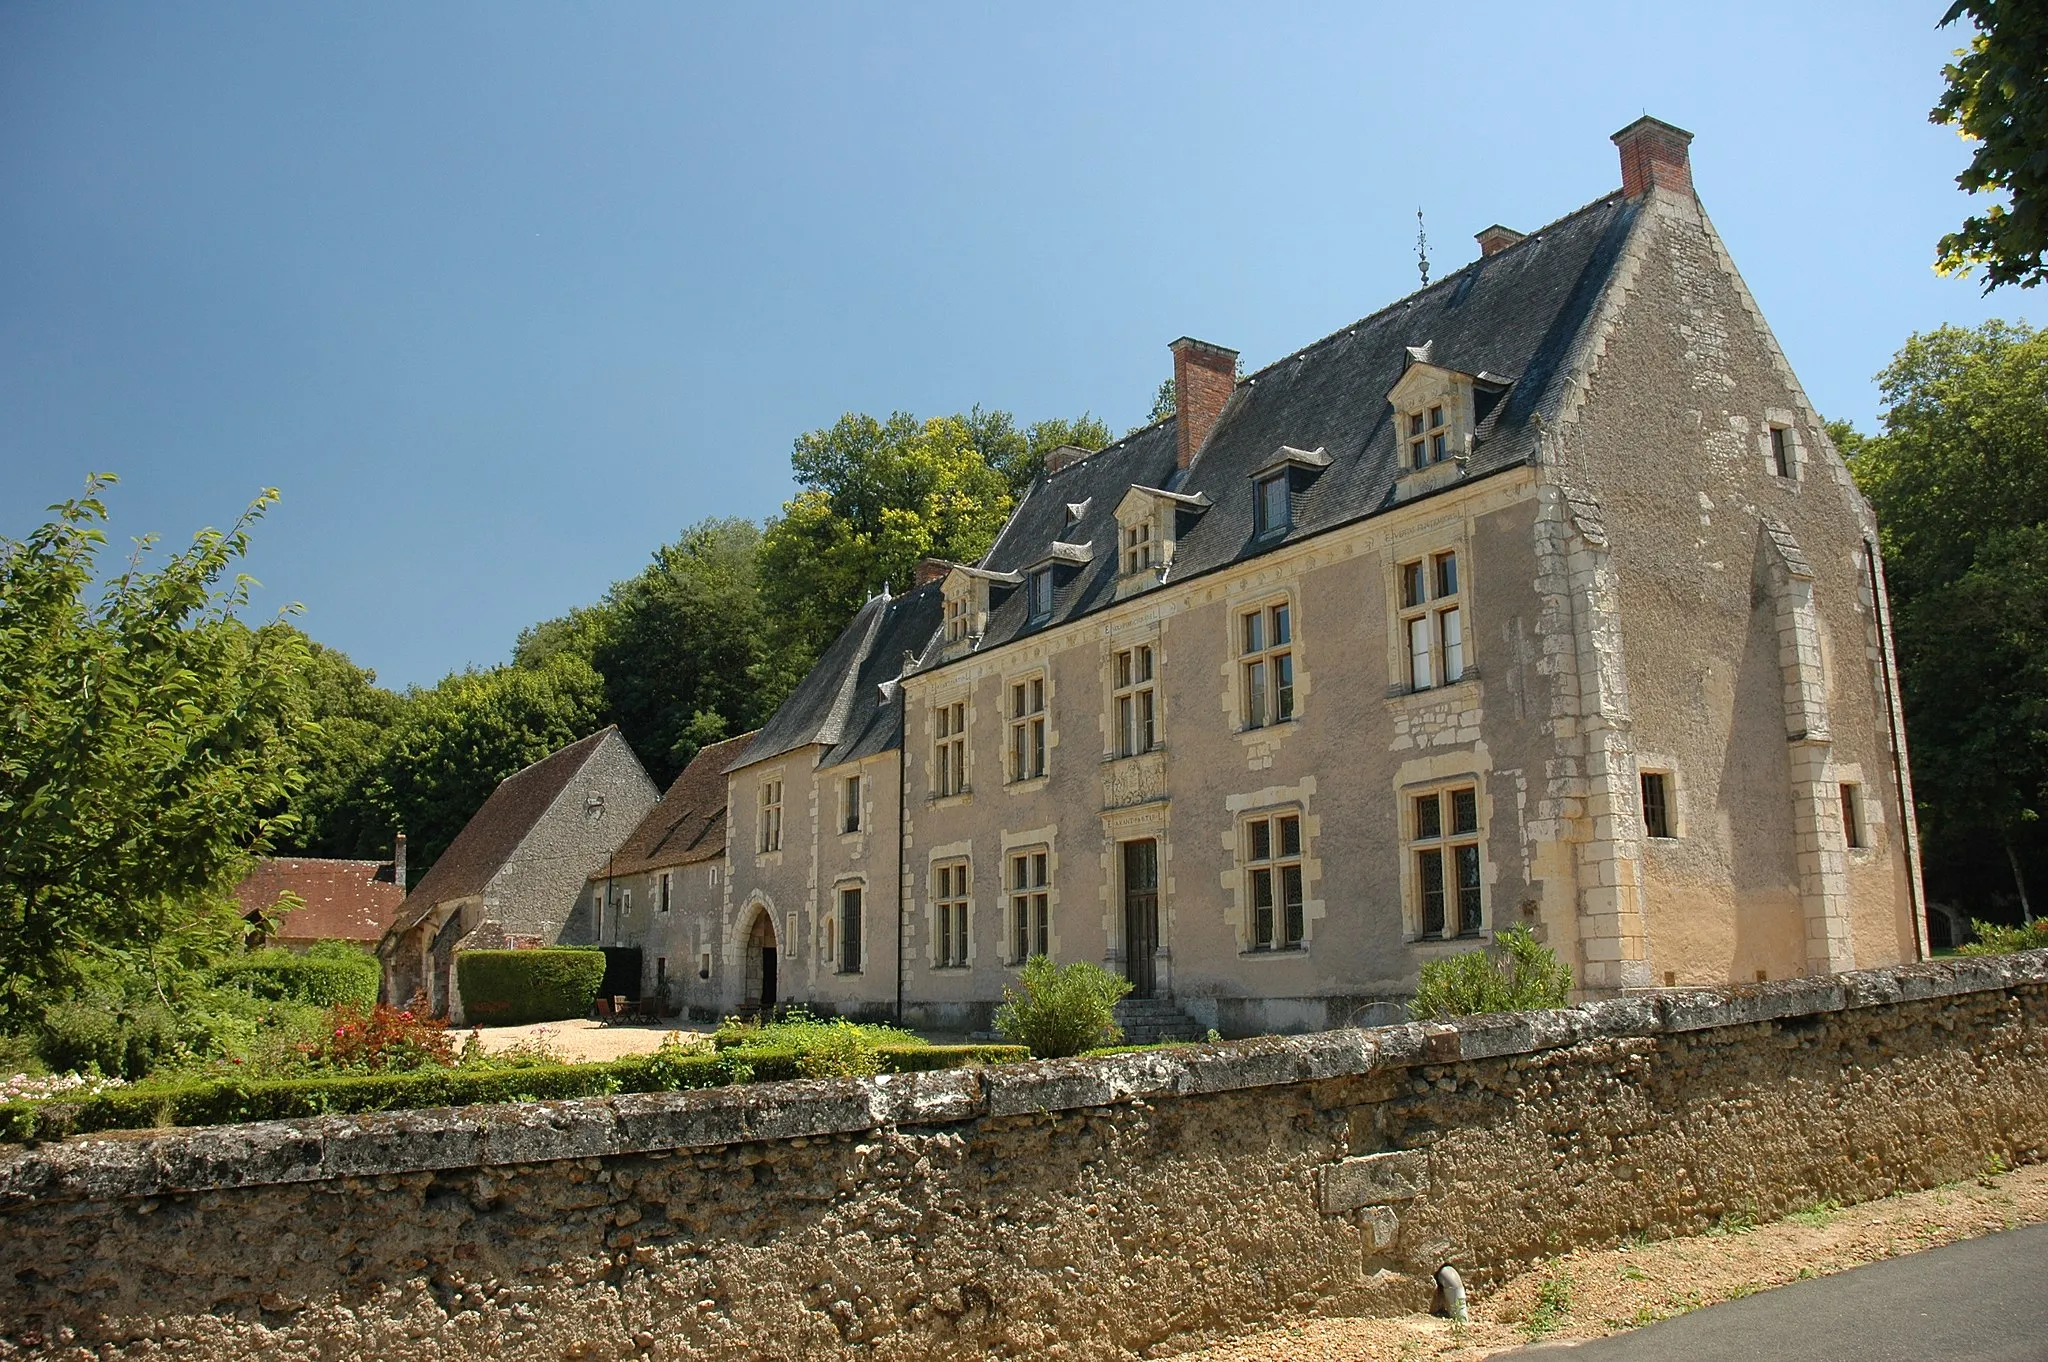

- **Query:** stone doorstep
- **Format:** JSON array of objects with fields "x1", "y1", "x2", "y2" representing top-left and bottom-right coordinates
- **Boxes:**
[{"x1": 3, "y1": 951, "x2": 2044, "y2": 1207}]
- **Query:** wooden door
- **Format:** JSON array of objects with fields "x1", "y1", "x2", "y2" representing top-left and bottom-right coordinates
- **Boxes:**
[{"x1": 1121, "y1": 839, "x2": 1159, "y2": 999}]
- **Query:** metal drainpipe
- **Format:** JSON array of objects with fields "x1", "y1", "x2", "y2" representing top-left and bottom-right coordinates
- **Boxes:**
[
  {"x1": 896, "y1": 685, "x2": 908, "y2": 1025},
  {"x1": 1865, "y1": 537, "x2": 1928, "y2": 959}
]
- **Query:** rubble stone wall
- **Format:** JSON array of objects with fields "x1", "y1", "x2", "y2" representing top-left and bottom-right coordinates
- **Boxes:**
[{"x1": 5, "y1": 954, "x2": 2046, "y2": 1360}]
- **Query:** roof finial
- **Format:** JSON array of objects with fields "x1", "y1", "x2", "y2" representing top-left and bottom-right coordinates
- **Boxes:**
[{"x1": 1416, "y1": 206, "x2": 1431, "y2": 287}]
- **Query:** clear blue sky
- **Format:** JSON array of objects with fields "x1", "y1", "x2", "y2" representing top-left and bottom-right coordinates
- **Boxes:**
[{"x1": 0, "y1": 2, "x2": 2018, "y2": 690}]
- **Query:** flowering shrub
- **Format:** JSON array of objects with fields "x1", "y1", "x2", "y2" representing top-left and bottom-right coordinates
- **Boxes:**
[
  {"x1": 0, "y1": 1071, "x2": 126, "y2": 1103},
  {"x1": 313, "y1": 999, "x2": 455, "y2": 1073},
  {"x1": 1958, "y1": 918, "x2": 2048, "y2": 956}
]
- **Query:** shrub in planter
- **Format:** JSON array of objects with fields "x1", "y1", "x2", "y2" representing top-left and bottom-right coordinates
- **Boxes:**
[
  {"x1": 1409, "y1": 925, "x2": 1573, "y2": 1020},
  {"x1": 456, "y1": 948, "x2": 606, "y2": 1025},
  {"x1": 212, "y1": 944, "x2": 379, "y2": 1008},
  {"x1": 993, "y1": 957, "x2": 1131, "y2": 1058}
]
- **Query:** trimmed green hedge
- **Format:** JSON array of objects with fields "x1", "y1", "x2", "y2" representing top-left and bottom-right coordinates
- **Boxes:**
[
  {"x1": 0, "y1": 1043, "x2": 1029, "y2": 1142},
  {"x1": 212, "y1": 947, "x2": 379, "y2": 1009},
  {"x1": 456, "y1": 948, "x2": 607, "y2": 1025}
]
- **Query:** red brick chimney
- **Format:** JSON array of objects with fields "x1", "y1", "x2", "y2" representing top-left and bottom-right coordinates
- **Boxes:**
[
  {"x1": 1475, "y1": 224, "x2": 1526, "y2": 257},
  {"x1": 1170, "y1": 337, "x2": 1238, "y2": 471},
  {"x1": 1612, "y1": 116, "x2": 1694, "y2": 199},
  {"x1": 1043, "y1": 444, "x2": 1091, "y2": 476},
  {"x1": 913, "y1": 558, "x2": 951, "y2": 588}
]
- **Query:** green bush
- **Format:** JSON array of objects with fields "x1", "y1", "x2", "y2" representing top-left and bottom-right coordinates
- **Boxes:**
[
  {"x1": 993, "y1": 957, "x2": 1131, "y2": 1058},
  {"x1": 37, "y1": 996, "x2": 189, "y2": 1080},
  {"x1": 456, "y1": 948, "x2": 607, "y2": 1025},
  {"x1": 1410, "y1": 925, "x2": 1574, "y2": 1021},
  {"x1": 794, "y1": 1020, "x2": 884, "y2": 1079},
  {"x1": 1957, "y1": 918, "x2": 2048, "y2": 956},
  {"x1": 713, "y1": 1007, "x2": 925, "y2": 1052},
  {"x1": 212, "y1": 945, "x2": 379, "y2": 1009}
]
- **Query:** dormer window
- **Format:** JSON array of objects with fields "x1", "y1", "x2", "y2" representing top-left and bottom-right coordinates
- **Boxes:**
[
  {"x1": 1027, "y1": 568, "x2": 1055, "y2": 621},
  {"x1": 1255, "y1": 473, "x2": 1291, "y2": 537},
  {"x1": 945, "y1": 593, "x2": 971, "y2": 643},
  {"x1": 1123, "y1": 520, "x2": 1155, "y2": 574},
  {"x1": 1406, "y1": 405, "x2": 1450, "y2": 469}
]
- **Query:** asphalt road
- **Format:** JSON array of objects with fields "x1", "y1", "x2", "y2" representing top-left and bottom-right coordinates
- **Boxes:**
[{"x1": 1504, "y1": 1222, "x2": 2048, "y2": 1361}]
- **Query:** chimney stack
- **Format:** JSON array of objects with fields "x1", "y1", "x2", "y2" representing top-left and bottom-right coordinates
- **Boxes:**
[
  {"x1": 1043, "y1": 444, "x2": 1091, "y2": 476},
  {"x1": 1612, "y1": 116, "x2": 1694, "y2": 199},
  {"x1": 392, "y1": 832, "x2": 408, "y2": 890},
  {"x1": 1170, "y1": 337, "x2": 1238, "y2": 471},
  {"x1": 913, "y1": 558, "x2": 951, "y2": 588},
  {"x1": 1475, "y1": 224, "x2": 1526, "y2": 257}
]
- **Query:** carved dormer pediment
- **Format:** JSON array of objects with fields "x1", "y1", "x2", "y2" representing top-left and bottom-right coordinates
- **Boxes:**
[
  {"x1": 1389, "y1": 351, "x2": 1513, "y2": 503},
  {"x1": 939, "y1": 564, "x2": 1021, "y2": 656},
  {"x1": 1112, "y1": 485, "x2": 1212, "y2": 599}
]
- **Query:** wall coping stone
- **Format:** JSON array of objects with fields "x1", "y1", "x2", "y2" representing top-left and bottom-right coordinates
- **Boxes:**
[{"x1": 6, "y1": 952, "x2": 2044, "y2": 1207}]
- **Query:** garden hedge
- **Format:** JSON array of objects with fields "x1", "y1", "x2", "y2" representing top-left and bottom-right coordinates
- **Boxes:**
[
  {"x1": 212, "y1": 947, "x2": 379, "y2": 1009},
  {"x1": 456, "y1": 948, "x2": 607, "y2": 1025},
  {"x1": 0, "y1": 1044, "x2": 1028, "y2": 1142}
]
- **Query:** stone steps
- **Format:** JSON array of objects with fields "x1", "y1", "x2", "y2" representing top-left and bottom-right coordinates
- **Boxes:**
[{"x1": 1114, "y1": 997, "x2": 1207, "y2": 1044}]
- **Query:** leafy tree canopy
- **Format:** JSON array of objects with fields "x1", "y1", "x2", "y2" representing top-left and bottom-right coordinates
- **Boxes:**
[
  {"x1": 1933, "y1": 1, "x2": 2048, "y2": 291},
  {"x1": 759, "y1": 411, "x2": 1016, "y2": 665},
  {"x1": 0, "y1": 477, "x2": 311, "y2": 1022},
  {"x1": 961, "y1": 406, "x2": 1113, "y2": 496},
  {"x1": 1853, "y1": 320, "x2": 2048, "y2": 914}
]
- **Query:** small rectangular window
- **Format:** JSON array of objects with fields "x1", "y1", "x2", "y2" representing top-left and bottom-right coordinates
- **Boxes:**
[
  {"x1": 659, "y1": 872, "x2": 672, "y2": 913},
  {"x1": 1641, "y1": 771, "x2": 1673, "y2": 839},
  {"x1": 934, "y1": 862, "x2": 970, "y2": 968},
  {"x1": 839, "y1": 886, "x2": 863, "y2": 973},
  {"x1": 1240, "y1": 601, "x2": 1294, "y2": 729},
  {"x1": 1255, "y1": 473, "x2": 1291, "y2": 536},
  {"x1": 1009, "y1": 849, "x2": 1050, "y2": 963},
  {"x1": 842, "y1": 774, "x2": 862, "y2": 834},
  {"x1": 1123, "y1": 520, "x2": 1154, "y2": 574},
  {"x1": 1008, "y1": 676, "x2": 1047, "y2": 782},
  {"x1": 1113, "y1": 643, "x2": 1158, "y2": 757},
  {"x1": 758, "y1": 779, "x2": 783, "y2": 853},
  {"x1": 1770, "y1": 426, "x2": 1792, "y2": 478},
  {"x1": 1411, "y1": 784, "x2": 1482, "y2": 938},
  {"x1": 1398, "y1": 549, "x2": 1467, "y2": 691},
  {"x1": 1840, "y1": 783, "x2": 1864, "y2": 849},
  {"x1": 934, "y1": 701, "x2": 967, "y2": 797},
  {"x1": 1244, "y1": 811, "x2": 1306, "y2": 950},
  {"x1": 1028, "y1": 569, "x2": 1055, "y2": 620}
]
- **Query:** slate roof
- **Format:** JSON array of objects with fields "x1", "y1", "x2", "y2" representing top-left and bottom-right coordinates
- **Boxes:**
[
  {"x1": 602, "y1": 730, "x2": 759, "y2": 877},
  {"x1": 391, "y1": 727, "x2": 620, "y2": 932},
  {"x1": 750, "y1": 188, "x2": 1642, "y2": 759},
  {"x1": 962, "y1": 189, "x2": 1639, "y2": 655},
  {"x1": 235, "y1": 857, "x2": 405, "y2": 945},
  {"x1": 730, "y1": 583, "x2": 945, "y2": 773}
]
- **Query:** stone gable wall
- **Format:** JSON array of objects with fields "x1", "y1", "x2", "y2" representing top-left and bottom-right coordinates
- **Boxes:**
[{"x1": 5, "y1": 953, "x2": 2045, "y2": 1360}]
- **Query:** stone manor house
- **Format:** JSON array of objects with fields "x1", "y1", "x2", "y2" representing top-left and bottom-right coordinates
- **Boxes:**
[{"x1": 386, "y1": 118, "x2": 1927, "y2": 1036}]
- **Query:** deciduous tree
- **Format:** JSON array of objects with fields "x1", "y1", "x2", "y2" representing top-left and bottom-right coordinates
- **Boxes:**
[{"x1": 1933, "y1": 0, "x2": 2048, "y2": 291}]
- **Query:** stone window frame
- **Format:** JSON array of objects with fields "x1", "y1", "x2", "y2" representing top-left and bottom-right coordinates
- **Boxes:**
[
  {"x1": 1239, "y1": 805, "x2": 1307, "y2": 953},
  {"x1": 1006, "y1": 845, "x2": 1052, "y2": 964},
  {"x1": 1006, "y1": 671, "x2": 1049, "y2": 785},
  {"x1": 1404, "y1": 778, "x2": 1485, "y2": 940},
  {"x1": 1762, "y1": 408, "x2": 1804, "y2": 482},
  {"x1": 1402, "y1": 401, "x2": 1454, "y2": 471},
  {"x1": 1112, "y1": 640, "x2": 1160, "y2": 758},
  {"x1": 1253, "y1": 471, "x2": 1292, "y2": 538},
  {"x1": 1639, "y1": 769, "x2": 1677, "y2": 840},
  {"x1": 931, "y1": 696, "x2": 971, "y2": 802},
  {"x1": 658, "y1": 871, "x2": 672, "y2": 913},
  {"x1": 1122, "y1": 516, "x2": 1157, "y2": 576},
  {"x1": 944, "y1": 592, "x2": 972, "y2": 643},
  {"x1": 839, "y1": 771, "x2": 863, "y2": 837},
  {"x1": 828, "y1": 877, "x2": 865, "y2": 975},
  {"x1": 1635, "y1": 752, "x2": 1686, "y2": 842},
  {"x1": 1235, "y1": 593, "x2": 1297, "y2": 732},
  {"x1": 1834, "y1": 761, "x2": 1881, "y2": 855},
  {"x1": 1394, "y1": 546, "x2": 1468, "y2": 692},
  {"x1": 929, "y1": 852, "x2": 974, "y2": 970},
  {"x1": 756, "y1": 775, "x2": 784, "y2": 856}
]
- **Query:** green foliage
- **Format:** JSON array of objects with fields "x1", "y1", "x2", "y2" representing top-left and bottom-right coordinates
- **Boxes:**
[
  {"x1": 1409, "y1": 925, "x2": 1574, "y2": 1020},
  {"x1": 759, "y1": 411, "x2": 1016, "y2": 667},
  {"x1": 0, "y1": 1041, "x2": 1026, "y2": 1141},
  {"x1": 1523, "y1": 1270, "x2": 1573, "y2": 1341},
  {"x1": 1957, "y1": 917, "x2": 2048, "y2": 954},
  {"x1": 993, "y1": 956, "x2": 1132, "y2": 1058},
  {"x1": 1932, "y1": 2, "x2": 2048, "y2": 291},
  {"x1": 272, "y1": 640, "x2": 406, "y2": 861},
  {"x1": 36, "y1": 995, "x2": 189, "y2": 1081},
  {"x1": 1852, "y1": 322, "x2": 2048, "y2": 913},
  {"x1": 211, "y1": 944, "x2": 379, "y2": 1009},
  {"x1": 792, "y1": 1020, "x2": 885, "y2": 1079},
  {"x1": 961, "y1": 406, "x2": 1113, "y2": 496},
  {"x1": 0, "y1": 475, "x2": 313, "y2": 1025},
  {"x1": 1148, "y1": 377, "x2": 1177, "y2": 424},
  {"x1": 456, "y1": 948, "x2": 608, "y2": 1026}
]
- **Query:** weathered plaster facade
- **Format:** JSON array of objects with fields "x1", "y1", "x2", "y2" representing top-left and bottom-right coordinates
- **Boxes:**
[{"x1": 710, "y1": 118, "x2": 1922, "y2": 1036}]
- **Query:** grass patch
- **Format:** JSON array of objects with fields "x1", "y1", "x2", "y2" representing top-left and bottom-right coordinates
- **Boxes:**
[
  {"x1": 1786, "y1": 1199, "x2": 1842, "y2": 1228},
  {"x1": 1522, "y1": 1270, "x2": 1573, "y2": 1340}
]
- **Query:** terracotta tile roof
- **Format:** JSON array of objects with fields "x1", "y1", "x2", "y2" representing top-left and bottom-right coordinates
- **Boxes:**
[
  {"x1": 236, "y1": 857, "x2": 405, "y2": 945},
  {"x1": 601, "y1": 730, "x2": 757, "y2": 878},
  {"x1": 392, "y1": 727, "x2": 621, "y2": 932}
]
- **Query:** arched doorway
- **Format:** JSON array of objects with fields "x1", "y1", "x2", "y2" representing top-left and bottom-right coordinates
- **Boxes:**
[{"x1": 744, "y1": 909, "x2": 778, "y2": 1015}]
